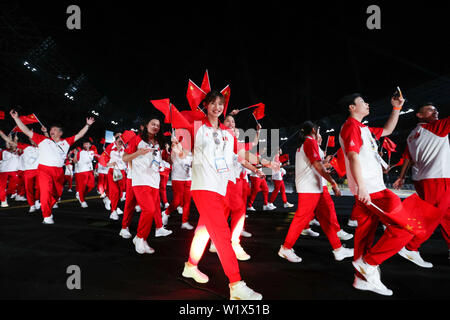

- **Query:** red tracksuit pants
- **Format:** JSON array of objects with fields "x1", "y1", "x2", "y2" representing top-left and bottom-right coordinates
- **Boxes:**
[
  {"x1": 17, "y1": 170, "x2": 25, "y2": 196},
  {"x1": 133, "y1": 186, "x2": 159, "y2": 239},
  {"x1": 0, "y1": 171, "x2": 18, "y2": 202},
  {"x1": 269, "y1": 179, "x2": 287, "y2": 204},
  {"x1": 38, "y1": 165, "x2": 64, "y2": 218},
  {"x1": 407, "y1": 178, "x2": 450, "y2": 250},
  {"x1": 24, "y1": 169, "x2": 40, "y2": 206},
  {"x1": 159, "y1": 174, "x2": 169, "y2": 204},
  {"x1": 107, "y1": 169, "x2": 126, "y2": 212},
  {"x1": 225, "y1": 179, "x2": 246, "y2": 244},
  {"x1": 283, "y1": 192, "x2": 343, "y2": 250},
  {"x1": 242, "y1": 179, "x2": 250, "y2": 207},
  {"x1": 122, "y1": 179, "x2": 163, "y2": 229},
  {"x1": 166, "y1": 180, "x2": 192, "y2": 223},
  {"x1": 75, "y1": 171, "x2": 95, "y2": 202},
  {"x1": 248, "y1": 176, "x2": 269, "y2": 207},
  {"x1": 97, "y1": 173, "x2": 108, "y2": 196},
  {"x1": 313, "y1": 186, "x2": 341, "y2": 231},
  {"x1": 352, "y1": 189, "x2": 414, "y2": 266},
  {"x1": 64, "y1": 175, "x2": 73, "y2": 190},
  {"x1": 188, "y1": 190, "x2": 241, "y2": 284}
]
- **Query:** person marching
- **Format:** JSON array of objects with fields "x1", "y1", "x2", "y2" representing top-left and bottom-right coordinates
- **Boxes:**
[
  {"x1": 393, "y1": 103, "x2": 450, "y2": 264},
  {"x1": 268, "y1": 148, "x2": 294, "y2": 209},
  {"x1": 64, "y1": 156, "x2": 74, "y2": 192},
  {"x1": 73, "y1": 141, "x2": 96, "y2": 208},
  {"x1": 338, "y1": 93, "x2": 415, "y2": 296},
  {"x1": 159, "y1": 143, "x2": 171, "y2": 209},
  {"x1": 96, "y1": 162, "x2": 109, "y2": 198},
  {"x1": 180, "y1": 90, "x2": 262, "y2": 300},
  {"x1": 10, "y1": 109, "x2": 94, "y2": 224},
  {"x1": 0, "y1": 131, "x2": 20, "y2": 207},
  {"x1": 247, "y1": 149, "x2": 273, "y2": 211},
  {"x1": 278, "y1": 121, "x2": 354, "y2": 264},
  {"x1": 122, "y1": 118, "x2": 165, "y2": 254}
]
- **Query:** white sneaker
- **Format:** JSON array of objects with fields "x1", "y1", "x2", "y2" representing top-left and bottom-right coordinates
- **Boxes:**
[
  {"x1": 81, "y1": 201, "x2": 88, "y2": 208},
  {"x1": 29, "y1": 205, "x2": 36, "y2": 213},
  {"x1": 16, "y1": 195, "x2": 27, "y2": 201},
  {"x1": 301, "y1": 228, "x2": 320, "y2": 237},
  {"x1": 181, "y1": 222, "x2": 194, "y2": 230},
  {"x1": 11, "y1": 193, "x2": 17, "y2": 199},
  {"x1": 241, "y1": 230, "x2": 252, "y2": 238},
  {"x1": 34, "y1": 200, "x2": 41, "y2": 210},
  {"x1": 233, "y1": 243, "x2": 251, "y2": 261},
  {"x1": 53, "y1": 203, "x2": 58, "y2": 209},
  {"x1": 229, "y1": 281, "x2": 262, "y2": 300},
  {"x1": 109, "y1": 211, "x2": 119, "y2": 221},
  {"x1": 76, "y1": 192, "x2": 80, "y2": 202},
  {"x1": 155, "y1": 227, "x2": 172, "y2": 237},
  {"x1": 177, "y1": 206, "x2": 183, "y2": 215},
  {"x1": 100, "y1": 193, "x2": 106, "y2": 199},
  {"x1": 283, "y1": 202, "x2": 294, "y2": 208},
  {"x1": 347, "y1": 219, "x2": 358, "y2": 227},
  {"x1": 119, "y1": 228, "x2": 132, "y2": 239},
  {"x1": 353, "y1": 275, "x2": 393, "y2": 296},
  {"x1": 182, "y1": 262, "x2": 209, "y2": 284},
  {"x1": 247, "y1": 206, "x2": 256, "y2": 211},
  {"x1": 116, "y1": 207, "x2": 123, "y2": 215},
  {"x1": 352, "y1": 257, "x2": 391, "y2": 294},
  {"x1": 333, "y1": 246, "x2": 354, "y2": 261},
  {"x1": 209, "y1": 242, "x2": 217, "y2": 253},
  {"x1": 42, "y1": 215, "x2": 54, "y2": 224},
  {"x1": 134, "y1": 237, "x2": 154, "y2": 254},
  {"x1": 398, "y1": 247, "x2": 433, "y2": 268},
  {"x1": 1, "y1": 201, "x2": 9, "y2": 208},
  {"x1": 161, "y1": 211, "x2": 169, "y2": 226},
  {"x1": 278, "y1": 245, "x2": 302, "y2": 263},
  {"x1": 337, "y1": 229, "x2": 354, "y2": 241},
  {"x1": 268, "y1": 203, "x2": 277, "y2": 210},
  {"x1": 263, "y1": 205, "x2": 274, "y2": 211},
  {"x1": 135, "y1": 205, "x2": 142, "y2": 213},
  {"x1": 103, "y1": 197, "x2": 111, "y2": 211},
  {"x1": 164, "y1": 202, "x2": 170, "y2": 209},
  {"x1": 120, "y1": 192, "x2": 126, "y2": 202},
  {"x1": 309, "y1": 219, "x2": 320, "y2": 226}
]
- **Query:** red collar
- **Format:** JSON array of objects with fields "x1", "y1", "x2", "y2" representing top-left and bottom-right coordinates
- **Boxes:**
[
  {"x1": 202, "y1": 116, "x2": 228, "y2": 130},
  {"x1": 347, "y1": 117, "x2": 367, "y2": 128}
]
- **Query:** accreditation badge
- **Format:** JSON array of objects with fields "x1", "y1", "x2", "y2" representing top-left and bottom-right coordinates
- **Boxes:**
[{"x1": 214, "y1": 157, "x2": 229, "y2": 174}]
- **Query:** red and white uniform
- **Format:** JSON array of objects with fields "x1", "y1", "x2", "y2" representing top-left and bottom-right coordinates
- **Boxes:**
[
  {"x1": 270, "y1": 167, "x2": 288, "y2": 204},
  {"x1": 283, "y1": 136, "x2": 342, "y2": 250},
  {"x1": 31, "y1": 133, "x2": 75, "y2": 218},
  {"x1": 159, "y1": 150, "x2": 171, "y2": 205},
  {"x1": 105, "y1": 143, "x2": 126, "y2": 212},
  {"x1": 339, "y1": 117, "x2": 413, "y2": 269},
  {"x1": 404, "y1": 117, "x2": 450, "y2": 250},
  {"x1": 75, "y1": 149, "x2": 96, "y2": 203},
  {"x1": 165, "y1": 151, "x2": 192, "y2": 223},
  {"x1": 16, "y1": 150, "x2": 26, "y2": 197},
  {"x1": 125, "y1": 135, "x2": 162, "y2": 240},
  {"x1": 17, "y1": 143, "x2": 40, "y2": 206},
  {"x1": 96, "y1": 163, "x2": 109, "y2": 196},
  {"x1": 0, "y1": 149, "x2": 20, "y2": 202},
  {"x1": 187, "y1": 118, "x2": 241, "y2": 284}
]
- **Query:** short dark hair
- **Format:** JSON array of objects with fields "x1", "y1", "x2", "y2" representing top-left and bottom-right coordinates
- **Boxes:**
[
  {"x1": 202, "y1": 90, "x2": 224, "y2": 107},
  {"x1": 414, "y1": 102, "x2": 434, "y2": 114},
  {"x1": 339, "y1": 93, "x2": 363, "y2": 114},
  {"x1": 50, "y1": 125, "x2": 64, "y2": 132}
]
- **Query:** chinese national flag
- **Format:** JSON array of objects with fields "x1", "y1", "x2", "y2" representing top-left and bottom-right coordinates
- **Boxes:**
[
  {"x1": 370, "y1": 194, "x2": 443, "y2": 237},
  {"x1": 90, "y1": 145, "x2": 98, "y2": 156},
  {"x1": 200, "y1": 70, "x2": 211, "y2": 94},
  {"x1": 180, "y1": 110, "x2": 205, "y2": 123},
  {"x1": 12, "y1": 126, "x2": 22, "y2": 133},
  {"x1": 121, "y1": 130, "x2": 136, "y2": 144},
  {"x1": 220, "y1": 85, "x2": 231, "y2": 116},
  {"x1": 20, "y1": 114, "x2": 39, "y2": 125},
  {"x1": 150, "y1": 99, "x2": 192, "y2": 130},
  {"x1": 330, "y1": 148, "x2": 346, "y2": 178},
  {"x1": 327, "y1": 136, "x2": 335, "y2": 148},
  {"x1": 186, "y1": 80, "x2": 207, "y2": 111},
  {"x1": 0, "y1": 111, "x2": 4, "y2": 120},
  {"x1": 163, "y1": 131, "x2": 172, "y2": 137},
  {"x1": 252, "y1": 103, "x2": 265, "y2": 120},
  {"x1": 382, "y1": 137, "x2": 397, "y2": 158},
  {"x1": 392, "y1": 157, "x2": 405, "y2": 168},
  {"x1": 279, "y1": 154, "x2": 289, "y2": 163}
]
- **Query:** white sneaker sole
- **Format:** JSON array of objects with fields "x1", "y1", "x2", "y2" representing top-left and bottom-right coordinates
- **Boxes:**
[{"x1": 353, "y1": 278, "x2": 393, "y2": 296}]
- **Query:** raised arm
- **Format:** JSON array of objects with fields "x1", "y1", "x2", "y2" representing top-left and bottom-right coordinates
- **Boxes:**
[
  {"x1": 0, "y1": 130, "x2": 16, "y2": 147},
  {"x1": 9, "y1": 110, "x2": 33, "y2": 139},
  {"x1": 74, "y1": 117, "x2": 95, "y2": 142},
  {"x1": 382, "y1": 96, "x2": 405, "y2": 137}
]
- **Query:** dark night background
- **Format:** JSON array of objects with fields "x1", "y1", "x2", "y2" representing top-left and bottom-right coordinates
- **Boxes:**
[{"x1": 0, "y1": 1, "x2": 449, "y2": 163}]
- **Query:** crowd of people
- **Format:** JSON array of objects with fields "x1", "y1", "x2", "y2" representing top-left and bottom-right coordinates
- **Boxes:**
[{"x1": 0, "y1": 89, "x2": 448, "y2": 300}]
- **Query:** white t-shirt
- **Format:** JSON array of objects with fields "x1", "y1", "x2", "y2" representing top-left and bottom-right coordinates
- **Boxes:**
[
  {"x1": 97, "y1": 163, "x2": 109, "y2": 175},
  {"x1": 75, "y1": 150, "x2": 94, "y2": 173},
  {"x1": 21, "y1": 145, "x2": 39, "y2": 171},
  {"x1": 272, "y1": 168, "x2": 286, "y2": 181},
  {"x1": 106, "y1": 143, "x2": 127, "y2": 171},
  {"x1": 171, "y1": 152, "x2": 192, "y2": 181},
  {"x1": 0, "y1": 150, "x2": 20, "y2": 173},
  {"x1": 405, "y1": 118, "x2": 450, "y2": 181},
  {"x1": 31, "y1": 132, "x2": 75, "y2": 168},
  {"x1": 295, "y1": 136, "x2": 323, "y2": 193}
]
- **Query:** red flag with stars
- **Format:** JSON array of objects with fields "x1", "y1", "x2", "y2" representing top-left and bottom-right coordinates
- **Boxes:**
[
  {"x1": 327, "y1": 136, "x2": 335, "y2": 148},
  {"x1": 279, "y1": 154, "x2": 289, "y2": 163},
  {"x1": 201, "y1": 70, "x2": 211, "y2": 94},
  {"x1": 150, "y1": 99, "x2": 192, "y2": 130},
  {"x1": 252, "y1": 103, "x2": 265, "y2": 120},
  {"x1": 220, "y1": 85, "x2": 231, "y2": 116},
  {"x1": 186, "y1": 80, "x2": 207, "y2": 111},
  {"x1": 19, "y1": 114, "x2": 39, "y2": 125}
]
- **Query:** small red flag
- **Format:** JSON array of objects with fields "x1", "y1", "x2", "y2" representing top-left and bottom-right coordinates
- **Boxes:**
[
  {"x1": 100, "y1": 138, "x2": 106, "y2": 144},
  {"x1": 330, "y1": 148, "x2": 346, "y2": 178},
  {"x1": 180, "y1": 110, "x2": 205, "y2": 123},
  {"x1": 186, "y1": 80, "x2": 207, "y2": 111},
  {"x1": 0, "y1": 111, "x2": 4, "y2": 120},
  {"x1": 88, "y1": 137, "x2": 93, "y2": 143},
  {"x1": 221, "y1": 85, "x2": 231, "y2": 116},
  {"x1": 252, "y1": 103, "x2": 265, "y2": 120},
  {"x1": 279, "y1": 154, "x2": 289, "y2": 163},
  {"x1": 121, "y1": 130, "x2": 136, "y2": 144},
  {"x1": 20, "y1": 114, "x2": 39, "y2": 125},
  {"x1": 163, "y1": 132, "x2": 172, "y2": 137},
  {"x1": 327, "y1": 136, "x2": 335, "y2": 148},
  {"x1": 150, "y1": 99, "x2": 192, "y2": 130},
  {"x1": 200, "y1": 70, "x2": 211, "y2": 94},
  {"x1": 392, "y1": 157, "x2": 405, "y2": 168},
  {"x1": 12, "y1": 126, "x2": 22, "y2": 133},
  {"x1": 382, "y1": 137, "x2": 397, "y2": 158}
]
